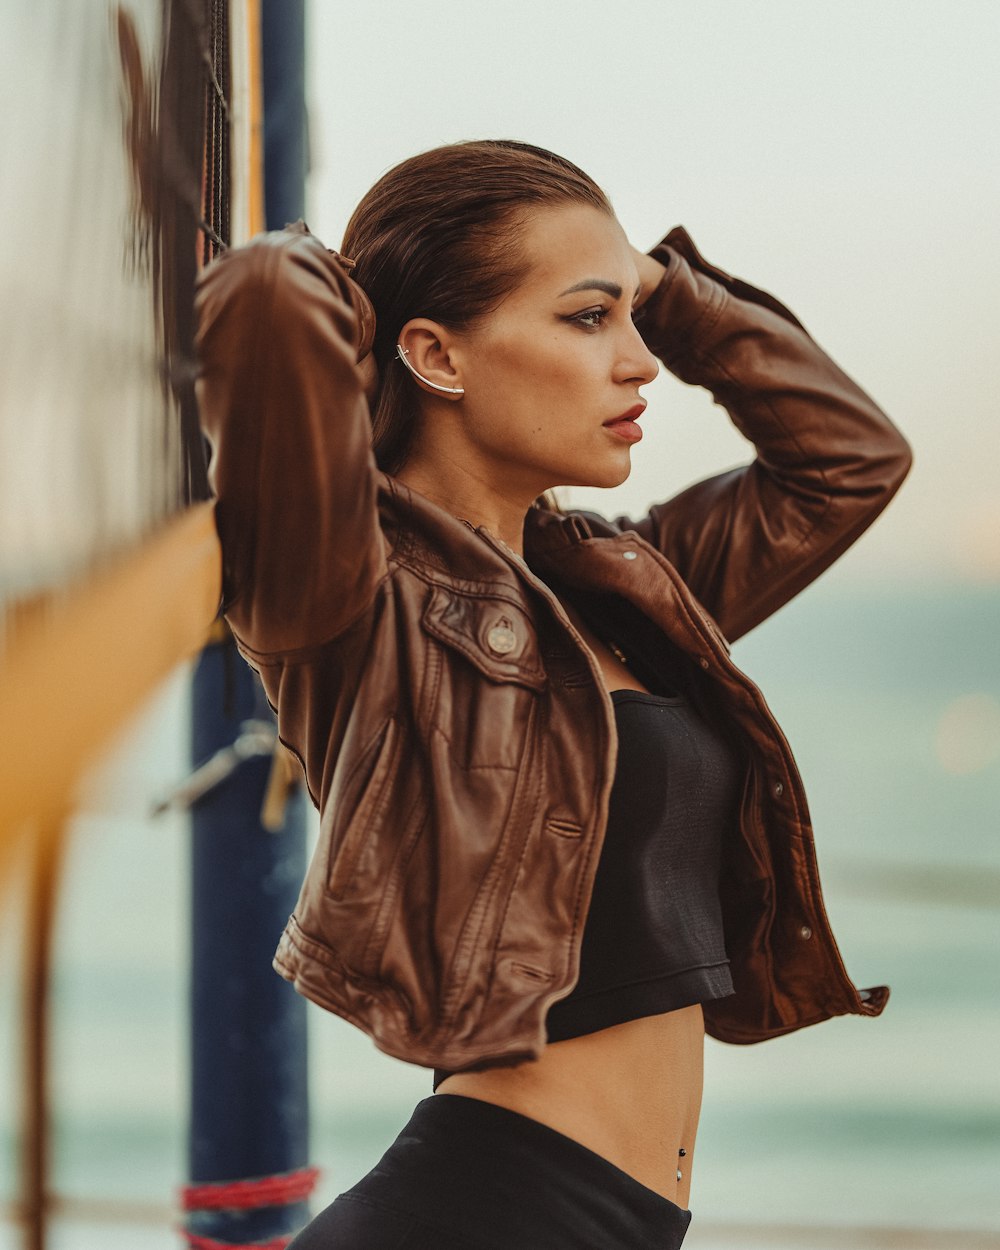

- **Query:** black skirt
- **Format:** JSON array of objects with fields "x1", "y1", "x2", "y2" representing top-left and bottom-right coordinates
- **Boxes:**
[{"x1": 289, "y1": 1092, "x2": 692, "y2": 1249}]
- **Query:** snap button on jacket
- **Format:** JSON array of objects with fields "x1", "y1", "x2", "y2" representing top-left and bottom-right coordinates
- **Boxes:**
[{"x1": 194, "y1": 222, "x2": 912, "y2": 1070}]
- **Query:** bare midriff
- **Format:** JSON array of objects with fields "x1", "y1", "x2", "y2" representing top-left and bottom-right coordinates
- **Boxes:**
[
  {"x1": 438, "y1": 597, "x2": 704, "y2": 1209},
  {"x1": 435, "y1": 1007, "x2": 703, "y2": 1207}
]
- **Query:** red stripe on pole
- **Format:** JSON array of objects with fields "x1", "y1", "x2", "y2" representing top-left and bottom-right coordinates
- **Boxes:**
[
  {"x1": 183, "y1": 1234, "x2": 294, "y2": 1250},
  {"x1": 181, "y1": 1166, "x2": 320, "y2": 1212}
]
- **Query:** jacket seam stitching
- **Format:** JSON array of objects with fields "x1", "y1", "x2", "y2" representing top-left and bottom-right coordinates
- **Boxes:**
[
  {"x1": 448, "y1": 701, "x2": 546, "y2": 1033},
  {"x1": 396, "y1": 560, "x2": 532, "y2": 601}
]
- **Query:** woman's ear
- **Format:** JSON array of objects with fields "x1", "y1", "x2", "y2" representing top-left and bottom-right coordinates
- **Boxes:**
[{"x1": 396, "y1": 319, "x2": 465, "y2": 399}]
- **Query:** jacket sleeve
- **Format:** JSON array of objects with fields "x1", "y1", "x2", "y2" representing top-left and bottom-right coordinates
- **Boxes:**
[
  {"x1": 617, "y1": 226, "x2": 913, "y2": 643},
  {"x1": 194, "y1": 223, "x2": 384, "y2": 656}
]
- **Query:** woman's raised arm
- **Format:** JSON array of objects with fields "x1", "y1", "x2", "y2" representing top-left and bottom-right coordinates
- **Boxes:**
[
  {"x1": 619, "y1": 227, "x2": 912, "y2": 643},
  {"x1": 195, "y1": 223, "x2": 385, "y2": 657}
]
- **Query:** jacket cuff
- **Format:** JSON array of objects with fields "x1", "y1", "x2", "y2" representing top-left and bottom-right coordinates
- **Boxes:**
[
  {"x1": 326, "y1": 248, "x2": 376, "y2": 363},
  {"x1": 282, "y1": 219, "x2": 376, "y2": 362},
  {"x1": 639, "y1": 226, "x2": 807, "y2": 369}
]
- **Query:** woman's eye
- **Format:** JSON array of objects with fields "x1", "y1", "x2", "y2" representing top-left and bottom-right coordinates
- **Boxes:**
[{"x1": 571, "y1": 307, "x2": 609, "y2": 330}]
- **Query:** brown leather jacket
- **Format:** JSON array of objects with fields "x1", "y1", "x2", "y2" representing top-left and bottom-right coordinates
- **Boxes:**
[{"x1": 194, "y1": 222, "x2": 911, "y2": 1071}]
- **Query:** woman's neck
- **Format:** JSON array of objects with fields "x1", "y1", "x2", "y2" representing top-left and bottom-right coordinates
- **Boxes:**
[{"x1": 395, "y1": 457, "x2": 534, "y2": 556}]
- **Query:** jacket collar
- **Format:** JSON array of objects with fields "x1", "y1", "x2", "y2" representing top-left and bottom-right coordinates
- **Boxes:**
[{"x1": 384, "y1": 474, "x2": 643, "y2": 596}]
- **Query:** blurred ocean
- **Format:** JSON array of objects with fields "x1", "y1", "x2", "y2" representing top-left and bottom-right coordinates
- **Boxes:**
[{"x1": 2, "y1": 576, "x2": 998, "y2": 1249}]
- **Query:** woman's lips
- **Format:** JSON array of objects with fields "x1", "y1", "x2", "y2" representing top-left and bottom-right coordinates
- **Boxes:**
[{"x1": 603, "y1": 403, "x2": 645, "y2": 444}]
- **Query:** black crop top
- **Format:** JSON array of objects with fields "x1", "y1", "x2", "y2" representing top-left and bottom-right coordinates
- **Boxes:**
[
  {"x1": 433, "y1": 688, "x2": 740, "y2": 1089},
  {"x1": 545, "y1": 688, "x2": 738, "y2": 1041}
]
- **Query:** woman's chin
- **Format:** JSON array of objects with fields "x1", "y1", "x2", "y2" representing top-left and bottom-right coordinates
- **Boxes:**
[
  {"x1": 609, "y1": 458, "x2": 634, "y2": 488},
  {"x1": 577, "y1": 456, "x2": 634, "y2": 491},
  {"x1": 543, "y1": 451, "x2": 633, "y2": 495}
]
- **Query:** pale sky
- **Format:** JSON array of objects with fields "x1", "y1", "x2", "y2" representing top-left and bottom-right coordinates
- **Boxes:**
[{"x1": 306, "y1": 0, "x2": 1000, "y2": 586}]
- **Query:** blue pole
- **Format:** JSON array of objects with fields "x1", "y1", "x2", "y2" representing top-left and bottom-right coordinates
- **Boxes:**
[
  {"x1": 262, "y1": 0, "x2": 308, "y2": 228},
  {"x1": 188, "y1": 647, "x2": 311, "y2": 1243},
  {"x1": 187, "y1": 2, "x2": 311, "y2": 1243}
]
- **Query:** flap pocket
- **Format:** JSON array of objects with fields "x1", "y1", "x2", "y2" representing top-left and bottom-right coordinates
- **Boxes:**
[{"x1": 422, "y1": 585, "x2": 547, "y2": 691}]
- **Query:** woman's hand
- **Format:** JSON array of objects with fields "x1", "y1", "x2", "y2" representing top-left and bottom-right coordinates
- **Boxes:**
[{"x1": 630, "y1": 245, "x2": 668, "y2": 309}]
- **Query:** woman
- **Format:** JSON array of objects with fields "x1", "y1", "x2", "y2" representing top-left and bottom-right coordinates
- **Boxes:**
[{"x1": 195, "y1": 140, "x2": 911, "y2": 1248}]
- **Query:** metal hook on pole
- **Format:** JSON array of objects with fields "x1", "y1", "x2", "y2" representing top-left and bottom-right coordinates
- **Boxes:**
[{"x1": 151, "y1": 719, "x2": 276, "y2": 817}]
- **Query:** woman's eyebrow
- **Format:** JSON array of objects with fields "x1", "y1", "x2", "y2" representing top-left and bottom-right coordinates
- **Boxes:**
[
  {"x1": 559, "y1": 278, "x2": 643, "y2": 301},
  {"x1": 559, "y1": 279, "x2": 623, "y2": 299}
]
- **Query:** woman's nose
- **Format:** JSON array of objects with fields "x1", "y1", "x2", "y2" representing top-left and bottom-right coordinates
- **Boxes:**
[{"x1": 616, "y1": 322, "x2": 660, "y2": 386}]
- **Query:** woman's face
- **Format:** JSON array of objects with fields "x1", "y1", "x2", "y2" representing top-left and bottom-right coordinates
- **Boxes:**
[{"x1": 444, "y1": 202, "x2": 660, "y2": 498}]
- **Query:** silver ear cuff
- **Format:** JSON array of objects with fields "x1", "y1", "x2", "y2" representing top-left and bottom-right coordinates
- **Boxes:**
[{"x1": 395, "y1": 345, "x2": 465, "y2": 395}]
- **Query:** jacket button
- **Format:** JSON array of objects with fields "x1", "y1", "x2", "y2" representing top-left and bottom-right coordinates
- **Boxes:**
[
  {"x1": 773, "y1": 781, "x2": 784, "y2": 797},
  {"x1": 699, "y1": 657, "x2": 710, "y2": 670},
  {"x1": 622, "y1": 550, "x2": 638, "y2": 560},
  {"x1": 800, "y1": 925, "x2": 813, "y2": 940},
  {"x1": 487, "y1": 624, "x2": 517, "y2": 655}
]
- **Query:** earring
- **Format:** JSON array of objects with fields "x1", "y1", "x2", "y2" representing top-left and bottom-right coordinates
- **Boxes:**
[{"x1": 395, "y1": 344, "x2": 465, "y2": 395}]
